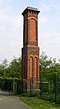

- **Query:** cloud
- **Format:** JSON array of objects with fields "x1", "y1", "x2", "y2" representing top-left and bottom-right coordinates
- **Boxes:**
[
  {"x1": 51, "y1": 4, "x2": 60, "y2": 10},
  {"x1": 39, "y1": 1, "x2": 60, "y2": 12},
  {"x1": 40, "y1": 32, "x2": 60, "y2": 44},
  {"x1": 40, "y1": 4, "x2": 51, "y2": 12},
  {"x1": 39, "y1": 16, "x2": 48, "y2": 25},
  {"x1": 0, "y1": 0, "x2": 23, "y2": 61},
  {"x1": 39, "y1": 2, "x2": 51, "y2": 12},
  {"x1": 0, "y1": 1, "x2": 23, "y2": 39},
  {"x1": 39, "y1": 32, "x2": 60, "y2": 59}
]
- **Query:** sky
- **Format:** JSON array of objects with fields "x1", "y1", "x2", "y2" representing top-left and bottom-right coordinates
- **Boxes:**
[{"x1": 0, "y1": 0, "x2": 60, "y2": 63}]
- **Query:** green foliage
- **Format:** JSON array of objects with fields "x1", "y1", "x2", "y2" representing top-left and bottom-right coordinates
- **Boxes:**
[
  {"x1": 40, "y1": 52, "x2": 60, "y2": 103},
  {"x1": 0, "y1": 57, "x2": 22, "y2": 93},
  {"x1": 7, "y1": 57, "x2": 22, "y2": 78},
  {"x1": 0, "y1": 57, "x2": 22, "y2": 78},
  {"x1": 40, "y1": 52, "x2": 60, "y2": 81}
]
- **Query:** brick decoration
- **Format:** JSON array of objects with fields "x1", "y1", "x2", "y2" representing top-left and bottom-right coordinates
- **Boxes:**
[{"x1": 22, "y1": 6, "x2": 40, "y2": 92}]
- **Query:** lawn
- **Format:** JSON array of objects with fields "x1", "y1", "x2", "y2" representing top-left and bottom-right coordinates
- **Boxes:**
[{"x1": 20, "y1": 96, "x2": 60, "y2": 109}]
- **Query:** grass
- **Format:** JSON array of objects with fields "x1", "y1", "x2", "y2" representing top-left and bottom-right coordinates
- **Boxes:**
[{"x1": 20, "y1": 96, "x2": 60, "y2": 109}]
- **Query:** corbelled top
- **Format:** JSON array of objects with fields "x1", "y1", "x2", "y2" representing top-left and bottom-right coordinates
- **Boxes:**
[{"x1": 22, "y1": 6, "x2": 40, "y2": 15}]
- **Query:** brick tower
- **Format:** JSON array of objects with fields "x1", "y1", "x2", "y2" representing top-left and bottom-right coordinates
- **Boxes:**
[{"x1": 22, "y1": 6, "x2": 40, "y2": 93}]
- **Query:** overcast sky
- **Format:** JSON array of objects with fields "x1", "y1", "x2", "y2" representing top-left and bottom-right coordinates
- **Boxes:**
[{"x1": 0, "y1": 0, "x2": 60, "y2": 62}]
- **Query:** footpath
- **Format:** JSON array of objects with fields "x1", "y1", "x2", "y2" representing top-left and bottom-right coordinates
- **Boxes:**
[{"x1": 0, "y1": 91, "x2": 31, "y2": 109}]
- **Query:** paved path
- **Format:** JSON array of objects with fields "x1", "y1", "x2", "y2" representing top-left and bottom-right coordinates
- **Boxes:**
[{"x1": 0, "y1": 91, "x2": 31, "y2": 109}]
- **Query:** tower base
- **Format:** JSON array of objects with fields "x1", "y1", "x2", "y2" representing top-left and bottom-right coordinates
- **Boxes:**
[{"x1": 22, "y1": 78, "x2": 40, "y2": 95}]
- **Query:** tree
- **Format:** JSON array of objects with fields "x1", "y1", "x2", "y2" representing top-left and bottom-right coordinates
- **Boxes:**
[
  {"x1": 0, "y1": 57, "x2": 22, "y2": 78},
  {"x1": 40, "y1": 52, "x2": 60, "y2": 81},
  {"x1": 6, "y1": 57, "x2": 22, "y2": 78},
  {"x1": 0, "y1": 59, "x2": 8, "y2": 77},
  {"x1": 2, "y1": 59, "x2": 8, "y2": 68}
]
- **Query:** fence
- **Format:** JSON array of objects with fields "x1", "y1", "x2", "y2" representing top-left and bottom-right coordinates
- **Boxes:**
[
  {"x1": 40, "y1": 74, "x2": 60, "y2": 103},
  {"x1": 21, "y1": 75, "x2": 60, "y2": 103},
  {"x1": 0, "y1": 77, "x2": 40, "y2": 95},
  {"x1": 0, "y1": 74, "x2": 60, "y2": 104},
  {"x1": 0, "y1": 77, "x2": 22, "y2": 94}
]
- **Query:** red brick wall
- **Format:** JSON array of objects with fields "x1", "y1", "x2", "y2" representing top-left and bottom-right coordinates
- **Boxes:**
[
  {"x1": 29, "y1": 18, "x2": 37, "y2": 42},
  {"x1": 22, "y1": 8, "x2": 40, "y2": 91}
]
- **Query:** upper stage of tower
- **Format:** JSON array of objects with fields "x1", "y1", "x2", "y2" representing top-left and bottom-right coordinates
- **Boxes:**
[{"x1": 22, "y1": 6, "x2": 40, "y2": 15}]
